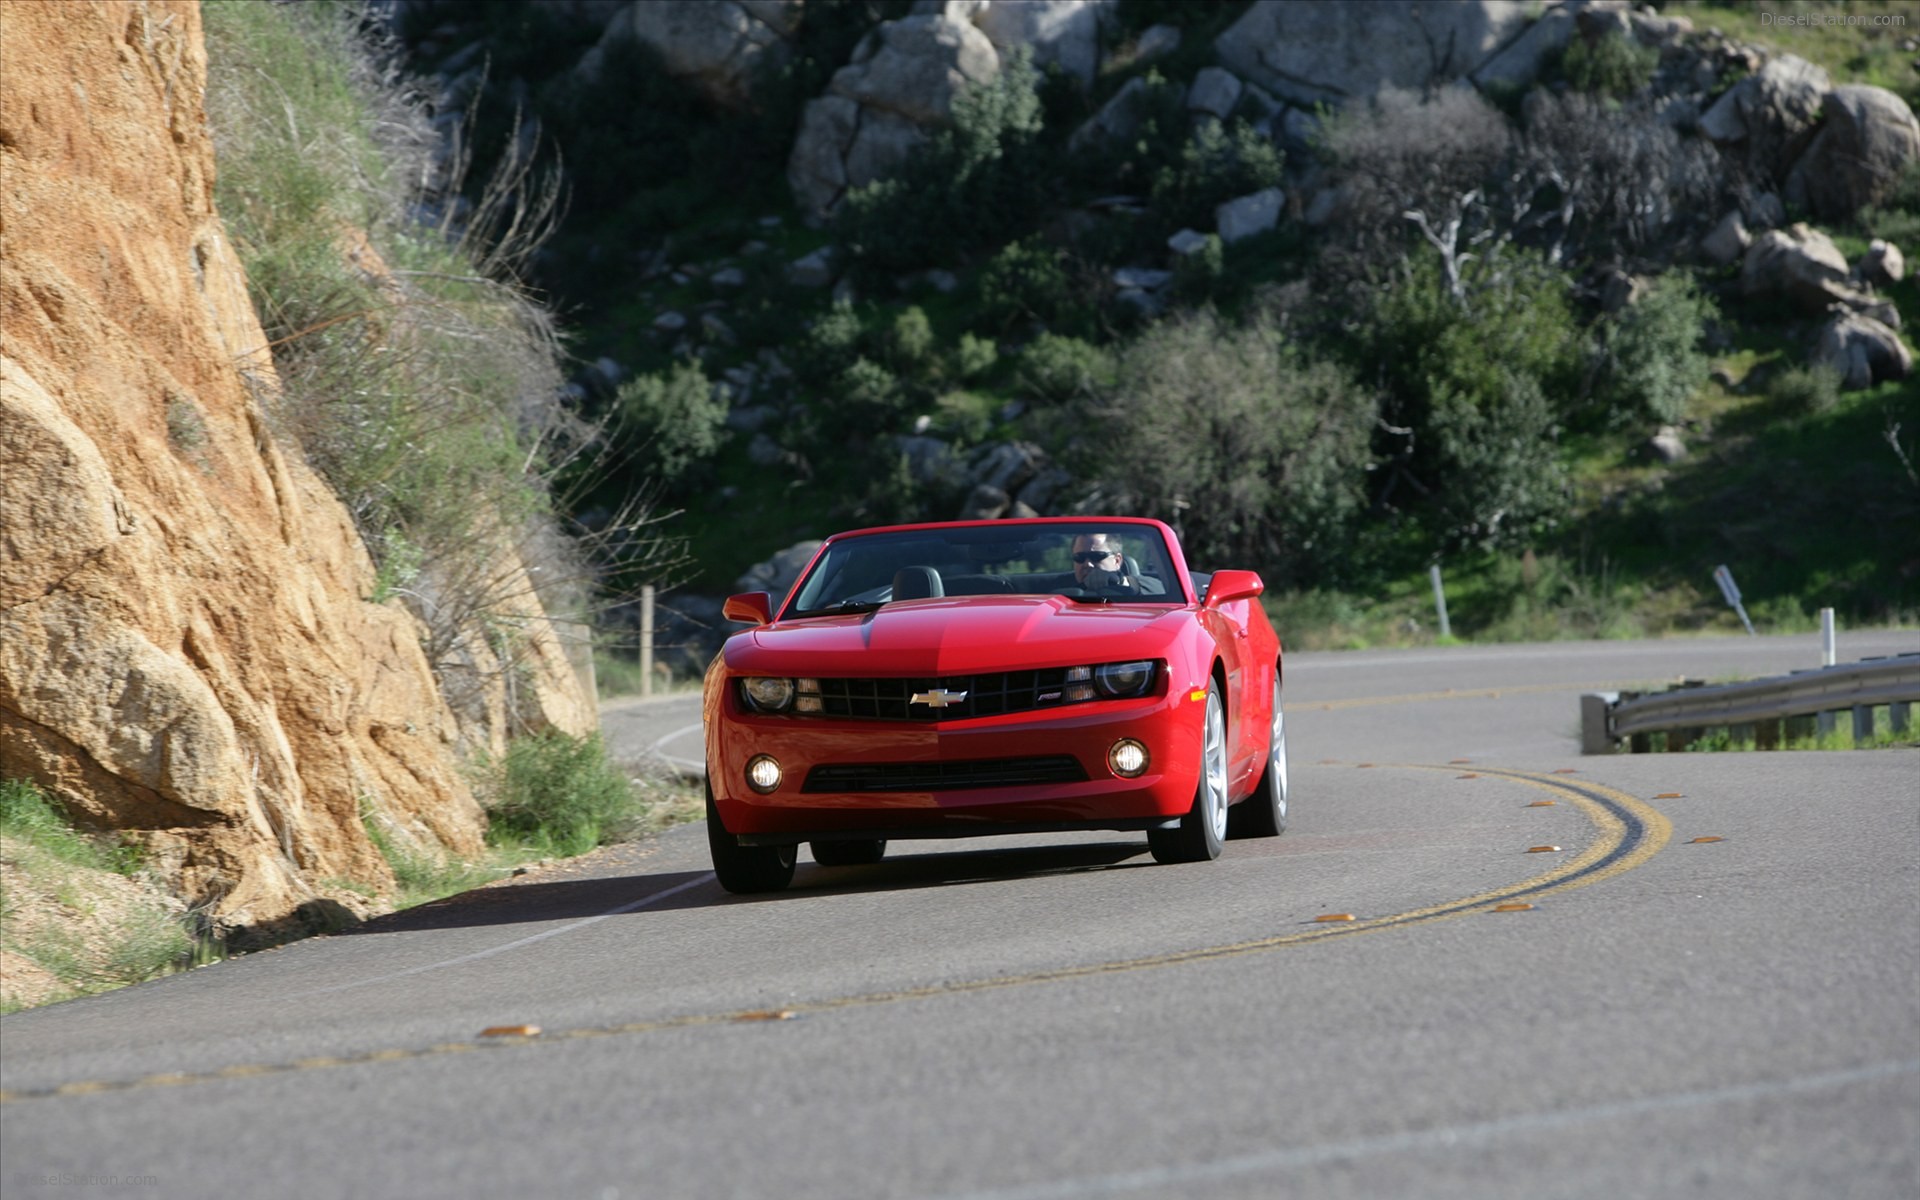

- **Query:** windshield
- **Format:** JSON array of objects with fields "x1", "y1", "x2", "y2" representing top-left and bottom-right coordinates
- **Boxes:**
[{"x1": 786, "y1": 523, "x2": 1184, "y2": 616}]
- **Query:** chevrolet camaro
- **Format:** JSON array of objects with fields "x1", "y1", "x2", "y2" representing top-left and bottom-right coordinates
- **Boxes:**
[{"x1": 701, "y1": 517, "x2": 1288, "y2": 892}]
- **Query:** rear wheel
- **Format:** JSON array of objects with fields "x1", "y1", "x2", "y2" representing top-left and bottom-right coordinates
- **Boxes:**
[
  {"x1": 706, "y1": 784, "x2": 796, "y2": 894},
  {"x1": 1229, "y1": 675, "x2": 1288, "y2": 839},
  {"x1": 1149, "y1": 684, "x2": 1228, "y2": 864},
  {"x1": 810, "y1": 838, "x2": 887, "y2": 867}
]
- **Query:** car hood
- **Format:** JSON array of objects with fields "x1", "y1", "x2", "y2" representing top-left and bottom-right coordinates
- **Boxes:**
[{"x1": 725, "y1": 596, "x2": 1192, "y2": 676}]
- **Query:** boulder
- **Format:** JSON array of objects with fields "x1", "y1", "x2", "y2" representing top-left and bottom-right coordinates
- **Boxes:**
[
  {"x1": 1860, "y1": 239, "x2": 1907, "y2": 288},
  {"x1": 894, "y1": 434, "x2": 967, "y2": 489},
  {"x1": 1699, "y1": 210, "x2": 1751, "y2": 266},
  {"x1": 1784, "y1": 85, "x2": 1920, "y2": 220},
  {"x1": 974, "y1": 0, "x2": 1106, "y2": 86},
  {"x1": 787, "y1": 14, "x2": 999, "y2": 217},
  {"x1": 582, "y1": 0, "x2": 802, "y2": 110},
  {"x1": 1648, "y1": 425, "x2": 1688, "y2": 463},
  {"x1": 1069, "y1": 75, "x2": 1150, "y2": 154},
  {"x1": 1216, "y1": 187, "x2": 1285, "y2": 243},
  {"x1": 1133, "y1": 23, "x2": 1181, "y2": 65},
  {"x1": 969, "y1": 440, "x2": 1047, "y2": 494},
  {"x1": 1816, "y1": 312, "x2": 1913, "y2": 389},
  {"x1": 731, "y1": 539, "x2": 823, "y2": 603},
  {"x1": 1697, "y1": 54, "x2": 1831, "y2": 180},
  {"x1": 958, "y1": 483, "x2": 1011, "y2": 520},
  {"x1": 1187, "y1": 67, "x2": 1244, "y2": 120},
  {"x1": 1470, "y1": 4, "x2": 1577, "y2": 94},
  {"x1": 1740, "y1": 224, "x2": 1861, "y2": 314},
  {"x1": 1215, "y1": 0, "x2": 1541, "y2": 107},
  {"x1": 787, "y1": 245, "x2": 840, "y2": 288},
  {"x1": 1168, "y1": 228, "x2": 1212, "y2": 255}
]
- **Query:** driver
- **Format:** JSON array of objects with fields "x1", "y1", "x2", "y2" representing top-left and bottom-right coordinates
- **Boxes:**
[{"x1": 1070, "y1": 532, "x2": 1162, "y2": 594}]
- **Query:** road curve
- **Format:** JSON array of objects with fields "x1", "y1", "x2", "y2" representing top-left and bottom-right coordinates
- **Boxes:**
[{"x1": 3, "y1": 631, "x2": 1915, "y2": 1199}]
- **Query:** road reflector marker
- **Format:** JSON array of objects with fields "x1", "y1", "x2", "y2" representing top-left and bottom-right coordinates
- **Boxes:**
[
  {"x1": 1456, "y1": 773, "x2": 1481, "y2": 779},
  {"x1": 1526, "y1": 845, "x2": 1562, "y2": 853},
  {"x1": 1552, "y1": 768, "x2": 1579, "y2": 775},
  {"x1": 1317, "y1": 758, "x2": 1340, "y2": 765},
  {"x1": 1314, "y1": 913, "x2": 1357, "y2": 923},
  {"x1": 1687, "y1": 836, "x2": 1725, "y2": 844},
  {"x1": 1492, "y1": 903, "x2": 1534, "y2": 912},
  {"x1": 1356, "y1": 763, "x2": 1376, "y2": 769},
  {"x1": 734, "y1": 1010, "x2": 797, "y2": 1022},
  {"x1": 1526, "y1": 800, "x2": 1556, "y2": 807},
  {"x1": 480, "y1": 1025, "x2": 542, "y2": 1038},
  {"x1": 1655, "y1": 792, "x2": 1684, "y2": 799},
  {"x1": 1449, "y1": 758, "x2": 1472, "y2": 764}
]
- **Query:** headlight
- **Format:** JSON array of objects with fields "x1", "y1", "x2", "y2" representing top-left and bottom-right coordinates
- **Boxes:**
[
  {"x1": 1093, "y1": 661, "x2": 1155, "y2": 697},
  {"x1": 741, "y1": 677, "x2": 796, "y2": 712}
]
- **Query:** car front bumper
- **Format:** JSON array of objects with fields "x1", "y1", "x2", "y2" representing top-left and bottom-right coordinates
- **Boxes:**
[{"x1": 707, "y1": 684, "x2": 1207, "y2": 842}]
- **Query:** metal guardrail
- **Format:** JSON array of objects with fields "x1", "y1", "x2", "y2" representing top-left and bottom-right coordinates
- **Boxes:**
[{"x1": 1581, "y1": 653, "x2": 1920, "y2": 754}]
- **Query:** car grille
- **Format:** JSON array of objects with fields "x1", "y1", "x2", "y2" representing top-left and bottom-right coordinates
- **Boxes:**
[
  {"x1": 802, "y1": 756, "x2": 1088, "y2": 794},
  {"x1": 808, "y1": 669, "x2": 1076, "y2": 721}
]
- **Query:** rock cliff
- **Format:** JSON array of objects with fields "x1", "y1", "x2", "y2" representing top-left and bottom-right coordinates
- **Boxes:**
[{"x1": 0, "y1": 0, "x2": 535, "y2": 938}]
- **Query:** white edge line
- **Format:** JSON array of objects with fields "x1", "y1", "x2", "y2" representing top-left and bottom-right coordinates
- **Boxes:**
[{"x1": 286, "y1": 874, "x2": 716, "y2": 998}]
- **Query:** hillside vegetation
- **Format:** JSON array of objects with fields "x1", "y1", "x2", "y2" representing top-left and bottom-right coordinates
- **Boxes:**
[{"x1": 374, "y1": 0, "x2": 1918, "y2": 659}]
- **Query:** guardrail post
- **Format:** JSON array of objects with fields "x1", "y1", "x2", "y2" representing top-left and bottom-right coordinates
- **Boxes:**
[
  {"x1": 1852, "y1": 705, "x2": 1876, "y2": 742},
  {"x1": 1580, "y1": 692, "x2": 1617, "y2": 755},
  {"x1": 1894, "y1": 702, "x2": 1912, "y2": 734},
  {"x1": 1756, "y1": 718, "x2": 1780, "y2": 750},
  {"x1": 1817, "y1": 710, "x2": 1836, "y2": 738}
]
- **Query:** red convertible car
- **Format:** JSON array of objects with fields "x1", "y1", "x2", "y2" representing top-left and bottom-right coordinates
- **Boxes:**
[{"x1": 702, "y1": 517, "x2": 1288, "y2": 892}]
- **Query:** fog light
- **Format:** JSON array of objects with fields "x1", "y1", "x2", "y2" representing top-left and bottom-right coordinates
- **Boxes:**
[
  {"x1": 746, "y1": 755, "x2": 782, "y2": 794},
  {"x1": 1109, "y1": 739, "x2": 1149, "y2": 778}
]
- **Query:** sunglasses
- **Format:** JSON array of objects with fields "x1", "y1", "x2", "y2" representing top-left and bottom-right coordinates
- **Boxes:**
[{"x1": 1072, "y1": 550, "x2": 1119, "y2": 565}]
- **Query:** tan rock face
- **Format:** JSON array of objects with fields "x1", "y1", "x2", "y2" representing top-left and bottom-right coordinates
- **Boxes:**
[{"x1": 0, "y1": 1, "x2": 488, "y2": 935}]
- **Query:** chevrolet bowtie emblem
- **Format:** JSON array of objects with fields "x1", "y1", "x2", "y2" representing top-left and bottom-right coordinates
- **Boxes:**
[{"x1": 910, "y1": 689, "x2": 969, "y2": 708}]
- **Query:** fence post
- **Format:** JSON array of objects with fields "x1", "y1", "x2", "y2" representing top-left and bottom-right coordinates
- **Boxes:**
[
  {"x1": 1821, "y1": 607, "x2": 1836, "y2": 667},
  {"x1": 1429, "y1": 564, "x2": 1451, "y2": 640},
  {"x1": 640, "y1": 584, "x2": 656, "y2": 699}
]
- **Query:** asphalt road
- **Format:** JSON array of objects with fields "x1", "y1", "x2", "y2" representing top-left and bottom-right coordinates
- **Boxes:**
[{"x1": 3, "y1": 631, "x2": 1916, "y2": 1199}]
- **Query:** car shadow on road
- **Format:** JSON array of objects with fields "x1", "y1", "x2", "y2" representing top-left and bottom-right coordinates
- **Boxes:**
[{"x1": 336, "y1": 841, "x2": 1152, "y2": 932}]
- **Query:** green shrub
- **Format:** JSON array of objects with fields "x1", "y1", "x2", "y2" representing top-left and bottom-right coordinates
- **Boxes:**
[
  {"x1": 1771, "y1": 362, "x2": 1845, "y2": 415},
  {"x1": 890, "y1": 305, "x2": 937, "y2": 373},
  {"x1": 481, "y1": 731, "x2": 638, "y2": 857},
  {"x1": 837, "y1": 50, "x2": 1049, "y2": 276},
  {"x1": 1595, "y1": 275, "x2": 1718, "y2": 427},
  {"x1": 978, "y1": 237, "x2": 1077, "y2": 332},
  {"x1": 1561, "y1": 31, "x2": 1659, "y2": 98},
  {"x1": 1361, "y1": 250, "x2": 1584, "y2": 550},
  {"x1": 953, "y1": 332, "x2": 1000, "y2": 382},
  {"x1": 1150, "y1": 119, "x2": 1284, "y2": 231},
  {"x1": 1086, "y1": 309, "x2": 1376, "y2": 581},
  {"x1": 1018, "y1": 334, "x2": 1114, "y2": 402},
  {"x1": 615, "y1": 360, "x2": 730, "y2": 488}
]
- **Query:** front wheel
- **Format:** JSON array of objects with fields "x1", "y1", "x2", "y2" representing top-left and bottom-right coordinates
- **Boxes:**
[
  {"x1": 706, "y1": 784, "x2": 796, "y2": 894},
  {"x1": 1149, "y1": 684, "x2": 1228, "y2": 864},
  {"x1": 1229, "y1": 674, "x2": 1288, "y2": 839}
]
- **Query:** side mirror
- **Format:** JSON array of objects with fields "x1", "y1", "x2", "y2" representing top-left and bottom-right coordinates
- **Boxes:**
[
  {"x1": 1203, "y1": 569, "x2": 1264, "y2": 608},
  {"x1": 722, "y1": 591, "x2": 774, "y2": 626}
]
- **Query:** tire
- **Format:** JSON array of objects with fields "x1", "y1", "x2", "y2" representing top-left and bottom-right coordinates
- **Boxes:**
[
  {"x1": 706, "y1": 784, "x2": 796, "y2": 894},
  {"x1": 810, "y1": 838, "x2": 887, "y2": 867},
  {"x1": 1229, "y1": 674, "x2": 1288, "y2": 839},
  {"x1": 1149, "y1": 684, "x2": 1229, "y2": 865}
]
